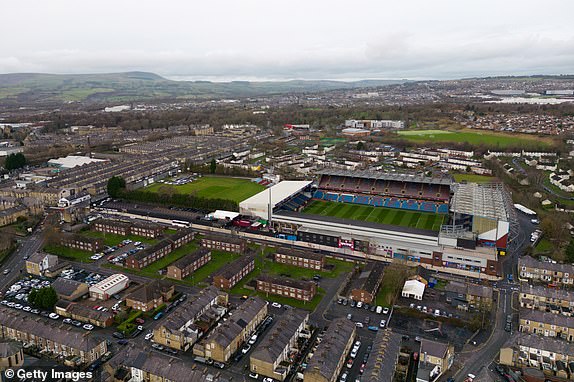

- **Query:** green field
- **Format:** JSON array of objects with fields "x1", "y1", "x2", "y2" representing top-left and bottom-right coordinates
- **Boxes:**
[
  {"x1": 145, "y1": 176, "x2": 265, "y2": 203},
  {"x1": 453, "y1": 173, "x2": 496, "y2": 183},
  {"x1": 396, "y1": 129, "x2": 553, "y2": 149},
  {"x1": 44, "y1": 244, "x2": 94, "y2": 263},
  {"x1": 303, "y1": 200, "x2": 446, "y2": 231},
  {"x1": 83, "y1": 231, "x2": 158, "y2": 247}
]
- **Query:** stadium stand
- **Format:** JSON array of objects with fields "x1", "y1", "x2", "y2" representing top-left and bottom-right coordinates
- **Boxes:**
[{"x1": 308, "y1": 170, "x2": 453, "y2": 214}]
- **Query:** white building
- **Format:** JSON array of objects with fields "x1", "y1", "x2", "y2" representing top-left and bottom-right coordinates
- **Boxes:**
[
  {"x1": 89, "y1": 274, "x2": 130, "y2": 300},
  {"x1": 239, "y1": 181, "x2": 312, "y2": 220},
  {"x1": 401, "y1": 280, "x2": 426, "y2": 300}
]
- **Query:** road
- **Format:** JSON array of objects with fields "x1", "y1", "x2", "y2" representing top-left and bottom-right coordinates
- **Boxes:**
[{"x1": 0, "y1": 228, "x2": 45, "y2": 291}]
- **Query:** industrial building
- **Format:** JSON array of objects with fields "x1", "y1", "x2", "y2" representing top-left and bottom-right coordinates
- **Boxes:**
[{"x1": 88, "y1": 274, "x2": 130, "y2": 300}]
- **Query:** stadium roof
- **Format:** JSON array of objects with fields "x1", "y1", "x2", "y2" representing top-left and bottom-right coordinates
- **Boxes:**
[
  {"x1": 47, "y1": 155, "x2": 107, "y2": 169},
  {"x1": 317, "y1": 169, "x2": 453, "y2": 186},
  {"x1": 239, "y1": 181, "x2": 312, "y2": 209},
  {"x1": 450, "y1": 183, "x2": 511, "y2": 221}
]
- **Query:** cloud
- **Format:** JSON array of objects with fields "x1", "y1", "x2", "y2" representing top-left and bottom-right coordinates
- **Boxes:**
[{"x1": 1, "y1": 0, "x2": 573, "y2": 80}]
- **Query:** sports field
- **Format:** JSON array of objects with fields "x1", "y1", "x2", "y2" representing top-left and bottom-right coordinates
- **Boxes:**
[
  {"x1": 145, "y1": 176, "x2": 265, "y2": 203},
  {"x1": 396, "y1": 129, "x2": 553, "y2": 149},
  {"x1": 302, "y1": 200, "x2": 446, "y2": 231}
]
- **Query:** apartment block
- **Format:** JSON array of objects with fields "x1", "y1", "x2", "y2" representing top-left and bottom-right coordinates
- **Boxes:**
[
  {"x1": 212, "y1": 254, "x2": 255, "y2": 290},
  {"x1": 257, "y1": 275, "x2": 317, "y2": 302},
  {"x1": 167, "y1": 248, "x2": 211, "y2": 280},
  {"x1": 274, "y1": 249, "x2": 324, "y2": 270},
  {"x1": 201, "y1": 234, "x2": 246, "y2": 253},
  {"x1": 350, "y1": 262, "x2": 385, "y2": 304},
  {"x1": 60, "y1": 234, "x2": 102, "y2": 253},
  {"x1": 126, "y1": 240, "x2": 172, "y2": 269}
]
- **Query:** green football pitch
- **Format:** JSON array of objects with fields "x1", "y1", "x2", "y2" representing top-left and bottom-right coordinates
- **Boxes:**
[
  {"x1": 144, "y1": 176, "x2": 265, "y2": 203},
  {"x1": 302, "y1": 200, "x2": 446, "y2": 231}
]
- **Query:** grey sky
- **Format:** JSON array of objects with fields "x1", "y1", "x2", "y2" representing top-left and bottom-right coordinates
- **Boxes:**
[{"x1": 1, "y1": 0, "x2": 573, "y2": 80}]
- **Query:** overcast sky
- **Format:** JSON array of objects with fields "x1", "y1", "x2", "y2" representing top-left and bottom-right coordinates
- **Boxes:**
[{"x1": 1, "y1": 0, "x2": 573, "y2": 81}]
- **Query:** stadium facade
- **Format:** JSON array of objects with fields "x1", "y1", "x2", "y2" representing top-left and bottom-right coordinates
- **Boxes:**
[{"x1": 239, "y1": 170, "x2": 514, "y2": 277}]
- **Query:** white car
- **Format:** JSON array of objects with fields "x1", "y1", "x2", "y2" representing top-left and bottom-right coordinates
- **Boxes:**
[
  {"x1": 382, "y1": 307, "x2": 389, "y2": 314},
  {"x1": 271, "y1": 302, "x2": 282, "y2": 308},
  {"x1": 355, "y1": 322, "x2": 364, "y2": 328},
  {"x1": 379, "y1": 319, "x2": 386, "y2": 328},
  {"x1": 248, "y1": 334, "x2": 258, "y2": 345},
  {"x1": 83, "y1": 324, "x2": 94, "y2": 330},
  {"x1": 49, "y1": 313, "x2": 60, "y2": 320},
  {"x1": 356, "y1": 301, "x2": 363, "y2": 309},
  {"x1": 145, "y1": 332, "x2": 154, "y2": 341}
]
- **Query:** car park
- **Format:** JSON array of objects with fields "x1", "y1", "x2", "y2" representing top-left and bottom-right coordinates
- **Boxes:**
[
  {"x1": 145, "y1": 332, "x2": 154, "y2": 340},
  {"x1": 355, "y1": 322, "x2": 363, "y2": 328},
  {"x1": 49, "y1": 313, "x2": 60, "y2": 320},
  {"x1": 63, "y1": 318, "x2": 73, "y2": 324},
  {"x1": 118, "y1": 339, "x2": 129, "y2": 345}
]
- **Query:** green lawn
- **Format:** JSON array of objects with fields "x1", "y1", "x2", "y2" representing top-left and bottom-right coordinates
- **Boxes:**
[
  {"x1": 453, "y1": 173, "x2": 496, "y2": 183},
  {"x1": 144, "y1": 176, "x2": 265, "y2": 203},
  {"x1": 44, "y1": 244, "x2": 94, "y2": 263},
  {"x1": 534, "y1": 238, "x2": 553, "y2": 254},
  {"x1": 180, "y1": 250, "x2": 242, "y2": 286},
  {"x1": 83, "y1": 231, "x2": 158, "y2": 247},
  {"x1": 303, "y1": 200, "x2": 446, "y2": 231},
  {"x1": 396, "y1": 129, "x2": 554, "y2": 150}
]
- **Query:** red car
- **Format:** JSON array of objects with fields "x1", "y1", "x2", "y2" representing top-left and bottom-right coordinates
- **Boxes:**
[
  {"x1": 360, "y1": 363, "x2": 366, "y2": 374},
  {"x1": 135, "y1": 318, "x2": 145, "y2": 324}
]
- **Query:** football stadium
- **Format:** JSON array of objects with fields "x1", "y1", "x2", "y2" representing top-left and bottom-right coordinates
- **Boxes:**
[{"x1": 239, "y1": 170, "x2": 517, "y2": 277}]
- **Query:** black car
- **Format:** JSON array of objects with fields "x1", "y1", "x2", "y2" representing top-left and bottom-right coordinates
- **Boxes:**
[
  {"x1": 370, "y1": 305, "x2": 377, "y2": 312},
  {"x1": 364, "y1": 303, "x2": 370, "y2": 310},
  {"x1": 164, "y1": 348, "x2": 178, "y2": 355},
  {"x1": 113, "y1": 332, "x2": 125, "y2": 339},
  {"x1": 213, "y1": 361, "x2": 225, "y2": 369},
  {"x1": 117, "y1": 339, "x2": 129, "y2": 345},
  {"x1": 87, "y1": 360, "x2": 102, "y2": 372},
  {"x1": 495, "y1": 364, "x2": 505, "y2": 375}
]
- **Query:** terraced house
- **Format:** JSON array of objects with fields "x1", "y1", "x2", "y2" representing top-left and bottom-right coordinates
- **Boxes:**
[
  {"x1": 154, "y1": 286, "x2": 228, "y2": 351},
  {"x1": 363, "y1": 329, "x2": 402, "y2": 382},
  {"x1": 250, "y1": 309, "x2": 309, "y2": 381},
  {"x1": 519, "y1": 255, "x2": 574, "y2": 286},
  {"x1": 519, "y1": 309, "x2": 574, "y2": 341},
  {"x1": 500, "y1": 332, "x2": 574, "y2": 376},
  {"x1": 520, "y1": 284, "x2": 574, "y2": 316},
  {"x1": 304, "y1": 318, "x2": 356, "y2": 382},
  {"x1": 445, "y1": 281, "x2": 494, "y2": 310},
  {"x1": 274, "y1": 249, "x2": 324, "y2": 270},
  {"x1": 167, "y1": 248, "x2": 211, "y2": 280},
  {"x1": 193, "y1": 297, "x2": 268, "y2": 363},
  {"x1": 0, "y1": 308, "x2": 107, "y2": 364}
]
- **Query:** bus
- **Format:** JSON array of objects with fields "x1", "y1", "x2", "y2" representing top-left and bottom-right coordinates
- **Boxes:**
[{"x1": 171, "y1": 220, "x2": 191, "y2": 228}]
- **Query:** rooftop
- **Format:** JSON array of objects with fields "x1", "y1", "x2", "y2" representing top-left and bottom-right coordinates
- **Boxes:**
[
  {"x1": 363, "y1": 329, "x2": 402, "y2": 382},
  {"x1": 0, "y1": 307, "x2": 105, "y2": 351},
  {"x1": 212, "y1": 253, "x2": 254, "y2": 280},
  {"x1": 170, "y1": 248, "x2": 210, "y2": 270},
  {"x1": 354, "y1": 262, "x2": 385, "y2": 295},
  {"x1": 305, "y1": 318, "x2": 355, "y2": 381},
  {"x1": 239, "y1": 180, "x2": 312, "y2": 208},
  {"x1": 257, "y1": 275, "x2": 316, "y2": 292},
  {"x1": 317, "y1": 169, "x2": 453, "y2": 186},
  {"x1": 450, "y1": 182, "x2": 512, "y2": 221},
  {"x1": 519, "y1": 255, "x2": 574, "y2": 275},
  {"x1": 162, "y1": 286, "x2": 224, "y2": 332},
  {"x1": 504, "y1": 331, "x2": 574, "y2": 356},
  {"x1": 250, "y1": 309, "x2": 308, "y2": 364},
  {"x1": 520, "y1": 308, "x2": 574, "y2": 328},
  {"x1": 51, "y1": 277, "x2": 88, "y2": 298},
  {"x1": 203, "y1": 297, "x2": 267, "y2": 349},
  {"x1": 127, "y1": 280, "x2": 174, "y2": 303}
]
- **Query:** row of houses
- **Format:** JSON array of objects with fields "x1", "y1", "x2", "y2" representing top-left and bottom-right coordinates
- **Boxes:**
[
  {"x1": 93, "y1": 218, "x2": 163, "y2": 238},
  {"x1": 0, "y1": 307, "x2": 108, "y2": 365},
  {"x1": 256, "y1": 275, "x2": 317, "y2": 302},
  {"x1": 519, "y1": 255, "x2": 574, "y2": 286},
  {"x1": 126, "y1": 228, "x2": 195, "y2": 269}
]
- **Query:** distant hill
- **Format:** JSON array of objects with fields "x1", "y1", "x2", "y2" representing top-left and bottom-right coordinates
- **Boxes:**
[{"x1": 0, "y1": 72, "x2": 407, "y2": 105}]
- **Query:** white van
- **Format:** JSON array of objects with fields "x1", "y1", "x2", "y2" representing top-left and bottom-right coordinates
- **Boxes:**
[{"x1": 376, "y1": 306, "x2": 383, "y2": 314}]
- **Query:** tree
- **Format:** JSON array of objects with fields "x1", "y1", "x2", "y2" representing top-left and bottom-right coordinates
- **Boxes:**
[
  {"x1": 107, "y1": 176, "x2": 126, "y2": 198},
  {"x1": 210, "y1": 158, "x2": 217, "y2": 174},
  {"x1": 566, "y1": 240, "x2": 574, "y2": 264},
  {"x1": 28, "y1": 286, "x2": 58, "y2": 310},
  {"x1": 356, "y1": 141, "x2": 365, "y2": 151},
  {"x1": 4, "y1": 152, "x2": 26, "y2": 171}
]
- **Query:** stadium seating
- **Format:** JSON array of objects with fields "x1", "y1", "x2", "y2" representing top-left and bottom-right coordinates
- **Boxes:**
[
  {"x1": 354, "y1": 195, "x2": 371, "y2": 205},
  {"x1": 437, "y1": 204, "x2": 449, "y2": 213},
  {"x1": 421, "y1": 201, "x2": 437, "y2": 213},
  {"x1": 313, "y1": 190, "x2": 324, "y2": 199},
  {"x1": 340, "y1": 194, "x2": 354, "y2": 203},
  {"x1": 326, "y1": 193, "x2": 339, "y2": 201}
]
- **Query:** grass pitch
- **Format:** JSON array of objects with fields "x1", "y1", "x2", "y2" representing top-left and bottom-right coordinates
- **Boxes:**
[
  {"x1": 145, "y1": 176, "x2": 265, "y2": 203},
  {"x1": 303, "y1": 200, "x2": 446, "y2": 231},
  {"x1": 396, "y1": 128, "x2": 553, "y2": 150}
]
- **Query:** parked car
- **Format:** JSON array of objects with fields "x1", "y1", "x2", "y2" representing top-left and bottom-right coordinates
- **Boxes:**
[
  {"x1": 241, "y1": 344, "x2": 251, "y2": 354},
  {"x1": 83, "y1": 324, "x2": 94, "y2": 330},
  {"x1": 113, "y1": 332, "x2": 125, "y2": 339}
]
